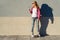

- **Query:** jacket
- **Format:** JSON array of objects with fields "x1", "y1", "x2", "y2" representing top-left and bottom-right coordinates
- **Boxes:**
[{"x1": 29, "y1": 7, "x2": 41, "y2": 20}]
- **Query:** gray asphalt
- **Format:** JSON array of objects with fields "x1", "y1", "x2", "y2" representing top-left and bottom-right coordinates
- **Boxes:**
[{"x1": 0, "y1": 35, "x2": 60, "y2": 40}]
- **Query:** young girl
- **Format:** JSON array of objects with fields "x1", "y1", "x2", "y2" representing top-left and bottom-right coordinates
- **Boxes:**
[{"x1": 29, "y1": 1, "x2": 41, "y2": 37}]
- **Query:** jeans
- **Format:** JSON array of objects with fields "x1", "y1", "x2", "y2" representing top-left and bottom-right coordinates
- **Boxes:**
[{"x1": 31, "y1": 17, "x2": 39, "y2": 34}]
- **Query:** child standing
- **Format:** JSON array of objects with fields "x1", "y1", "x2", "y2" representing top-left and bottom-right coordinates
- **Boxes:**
[{"x1": 29, "y1": 1, "x2": 41, "y2": 37}]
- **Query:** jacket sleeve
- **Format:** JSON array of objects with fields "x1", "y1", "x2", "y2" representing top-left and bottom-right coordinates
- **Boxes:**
[
  {"x1": 29, "y1": 8, "x2": 33, "y2": 14},
  {"x1": 37, "y1": 8, "x2": 41, "y2": 20}
]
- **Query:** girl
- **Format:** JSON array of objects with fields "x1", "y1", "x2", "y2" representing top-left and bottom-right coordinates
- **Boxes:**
[{"x1": 29, "y1": 1, "x2": 41, "y2": 37}]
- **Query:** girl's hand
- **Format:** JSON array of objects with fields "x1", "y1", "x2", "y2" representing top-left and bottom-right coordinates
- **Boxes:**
[
  {"x1": 29, "y1": 8, "x2": 32, "y2": 14},
  {"x1": 40, "y1": 15, "x2": 42, "y2": 16},
  {"x1": 29, "y1": 9, "x2": 30, "y2": 11}
]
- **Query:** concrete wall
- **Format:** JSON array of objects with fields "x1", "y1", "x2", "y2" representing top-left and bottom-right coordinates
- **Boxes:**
[
  {"x1": 0, "y1": 17, "x2": 60, "y2": 35},
  {"x1": 0, "y1": 0, "x2": 60, "y2": 35}
]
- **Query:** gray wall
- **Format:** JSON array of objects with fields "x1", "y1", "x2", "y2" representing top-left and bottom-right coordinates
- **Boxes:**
[{"x1": 0, "y1": 0, "x2": 60, "y2": 17}]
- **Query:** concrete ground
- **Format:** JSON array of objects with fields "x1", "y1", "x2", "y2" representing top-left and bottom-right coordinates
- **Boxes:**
[{"x1": 0, "y1": 35, "x2": 60, "y2": 40}]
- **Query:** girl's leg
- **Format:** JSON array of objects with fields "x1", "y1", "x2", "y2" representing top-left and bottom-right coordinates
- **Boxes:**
[
  {"x1": 31, "y1": 17, "x2": 35, "y2": 35},
  {"x1": 36, "y1": 19, "x2": 39, "y2": 32},
  {"x1": 36, "y1": 18, "x2": 40, "y2": 36}
]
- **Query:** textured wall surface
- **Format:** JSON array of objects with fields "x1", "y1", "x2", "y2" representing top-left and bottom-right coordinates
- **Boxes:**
[{"x1": 0, "y1": 0, "x2": 60, "y2": 16}]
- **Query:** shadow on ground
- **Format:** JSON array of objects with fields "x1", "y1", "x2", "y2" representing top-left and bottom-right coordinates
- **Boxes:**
[{"x1": 39, "y1": 4, "x2": 54, "y2": 37}]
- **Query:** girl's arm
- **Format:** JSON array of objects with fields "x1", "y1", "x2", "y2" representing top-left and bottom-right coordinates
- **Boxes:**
[
  {"x1": 29, "y1": 8, "x2": 33, "y2": 14},
  {"x1": 37, "y1": 8, "x2": 40, "y2": 21}
]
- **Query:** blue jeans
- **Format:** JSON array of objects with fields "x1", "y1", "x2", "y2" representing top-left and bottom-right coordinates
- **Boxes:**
[{"x1": 31, "y1": 17, "x2": 39, "y2": 34}]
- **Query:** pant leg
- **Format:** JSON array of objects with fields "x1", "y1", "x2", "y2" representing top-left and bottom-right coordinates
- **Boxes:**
[
  {"x1": 31, "y1": 17, "x2": 35, "y2": 33},
  {"x1": 36, "y1": 18, "x2": 39, "y2": 32}
]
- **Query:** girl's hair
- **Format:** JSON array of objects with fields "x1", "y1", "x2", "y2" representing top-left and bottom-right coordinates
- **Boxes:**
[{"x1": 33, "y1": 1, "x2": 39, "y2": 8}]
